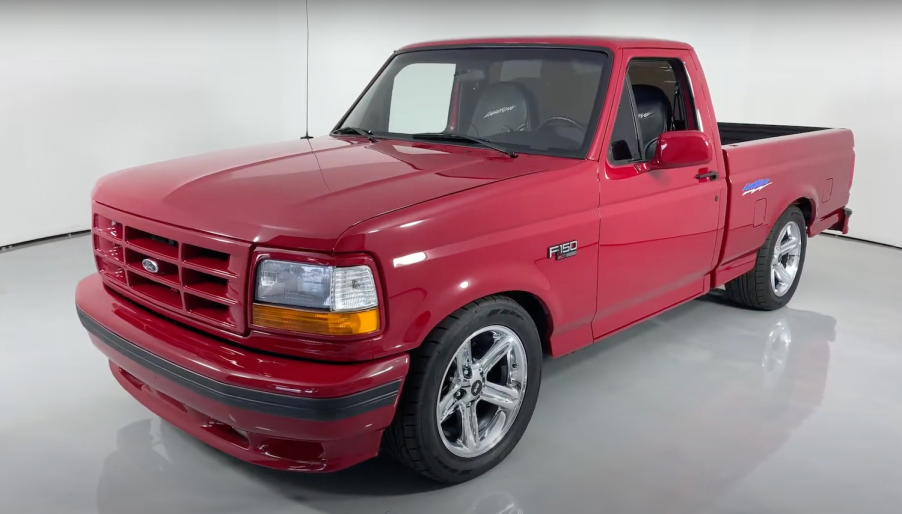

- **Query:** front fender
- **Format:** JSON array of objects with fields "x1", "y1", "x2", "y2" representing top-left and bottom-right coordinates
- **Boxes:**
[
  {"x1": 379, "y1": 243, "x2": 599, "y2": 359},
  {"x1": 335, "y1": 161, "x2": 602, "y2": 360}
]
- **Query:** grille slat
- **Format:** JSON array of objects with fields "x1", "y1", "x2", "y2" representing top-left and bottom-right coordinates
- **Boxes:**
[
  {"x1": 185, "y1": 294, "x2": 236, "y2": 326},
  {"x1": 184, "y1": 284, "x2": 238, "y2": 306},
  {"x1": 93, "y1": 235, "x2": 124, "y2": 262},
  {"x1": 125, "y1": 227, "x2": 180, "y2": 259},
  {"x1": 92, "y1": 207, "x2": 249, "y2": 333},
  {"x1": 183, "y1": 268, "x2": 236, "y2": 304},
  {"x1": 181, "y1": 261, "x2": 238, "y2": 279},
  {"x1": 127, "y1": 271, "x2": 184, "y2": 309},
  {"x1": 93, "y1": 214, "x2": 122, "y2": 240},
  {"x1": 182, "y1": 244, "x2": 232, "y2": 274}
]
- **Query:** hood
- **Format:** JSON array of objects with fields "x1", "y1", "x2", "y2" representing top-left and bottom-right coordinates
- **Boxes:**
[{"x1": 93, "y1": 137, "x2": 559, "y2": 251}]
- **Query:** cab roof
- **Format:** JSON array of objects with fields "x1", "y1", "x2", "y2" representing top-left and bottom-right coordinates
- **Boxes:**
[{"x1": 398, "y1": 36, "x2": 692, "y2": 52}]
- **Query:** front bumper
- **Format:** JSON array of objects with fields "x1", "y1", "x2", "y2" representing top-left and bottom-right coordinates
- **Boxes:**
[{"x1": 76, "y1": 274, "x2": 409, "y2": 472}]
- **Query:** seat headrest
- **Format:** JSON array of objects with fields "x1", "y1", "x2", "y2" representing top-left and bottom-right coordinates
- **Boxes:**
[
  {"x1": 631, "y1": 84, "x2": 672, "y2": 143},
  {"x1": 467, "y1": 82, "x2": 536, "y2": 137}
]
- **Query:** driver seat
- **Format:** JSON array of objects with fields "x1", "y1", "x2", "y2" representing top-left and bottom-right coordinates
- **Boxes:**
[
  {"x1": 631, "y1": 84, "x2": 672, "y2": 160},
  {"x1": 467, "y1": 82, "x2": 539, "y2": 137}
]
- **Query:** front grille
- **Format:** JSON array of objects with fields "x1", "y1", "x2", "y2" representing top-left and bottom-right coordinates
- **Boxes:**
[{"x1": 91, "y1": 205, "x2": 250, "y2": 333}]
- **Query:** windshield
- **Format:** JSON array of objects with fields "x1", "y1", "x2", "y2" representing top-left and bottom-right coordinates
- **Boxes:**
[{"x1": 338, "y1": 47, "x2": 610, "y2": 159}]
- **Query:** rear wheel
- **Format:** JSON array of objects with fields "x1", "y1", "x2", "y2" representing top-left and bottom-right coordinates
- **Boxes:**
[
  {"x1": 725, "y1": 206, "x2": 807, "y2": 310},
  {"x1": 382, "y1": 296, "x2": 542, "y2": 483}
]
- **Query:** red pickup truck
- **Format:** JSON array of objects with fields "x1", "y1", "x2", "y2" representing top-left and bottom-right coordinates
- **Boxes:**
[{"x1": 76, "y1": 36, "x2": 854, "y2": 483}]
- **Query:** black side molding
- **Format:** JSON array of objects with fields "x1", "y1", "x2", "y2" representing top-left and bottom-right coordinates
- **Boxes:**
[{"x1": 77, "y1": 309, "x2": 401, "y2": 421}]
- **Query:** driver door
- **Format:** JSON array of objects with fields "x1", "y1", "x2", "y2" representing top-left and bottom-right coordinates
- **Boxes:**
[{"x1": 591, "y1": 49, "x2": 726, "y2": 339}]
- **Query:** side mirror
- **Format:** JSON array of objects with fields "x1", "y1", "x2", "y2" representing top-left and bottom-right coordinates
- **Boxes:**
[{"x1": 635, "y1": 131, "x2": 712, "y2": 173}]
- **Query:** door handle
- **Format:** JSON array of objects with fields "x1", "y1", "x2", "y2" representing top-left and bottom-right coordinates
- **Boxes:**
[{"x1": 695, "y1": 171, "x2": 718, "y2": 181}]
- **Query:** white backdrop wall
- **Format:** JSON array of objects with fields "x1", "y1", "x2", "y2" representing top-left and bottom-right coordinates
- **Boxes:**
[
  {"x1": 306, "y1": 0, "x2": 902, "y2": 248},
  {"x1": 0, "y1": 1, "x2": 307, "y2": 247},
  {"x1": 3, "y1": 1, "x2": 901, "y2": 248}
]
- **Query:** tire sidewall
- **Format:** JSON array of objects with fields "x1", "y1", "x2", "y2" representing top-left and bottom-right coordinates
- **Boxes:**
[
  {"x1": 414, "y1": 299, "x2": 542, "y2": 482},
  {"x1": 765, "y1": 208, "x2": 808, "y2": 307}
]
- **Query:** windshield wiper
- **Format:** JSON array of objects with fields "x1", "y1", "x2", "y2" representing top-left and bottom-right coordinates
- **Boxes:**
[
  {"x1": 331, "y1": 126, "x2": 377, "y2": 143},
  {"x1": 411, "y1": 132, "x2": 517, "y2": 158}
]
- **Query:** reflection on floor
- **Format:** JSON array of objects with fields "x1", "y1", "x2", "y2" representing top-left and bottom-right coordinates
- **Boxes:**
[{"x1": 2, "y1": 234, "x2": 901, "y2": 514}]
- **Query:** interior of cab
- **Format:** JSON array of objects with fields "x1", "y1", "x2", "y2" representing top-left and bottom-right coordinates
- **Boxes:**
[
  {"x1": 608, "y1": 59, "x2": 697, "y2": 163},
  {"x1": 457, "y1": 57, "x2": 605, "y2": 149}
]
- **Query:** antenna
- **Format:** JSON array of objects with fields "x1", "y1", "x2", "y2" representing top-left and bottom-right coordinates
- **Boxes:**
[{"x1": 302, "y1": 0, "x2": 312, "y2": 139}]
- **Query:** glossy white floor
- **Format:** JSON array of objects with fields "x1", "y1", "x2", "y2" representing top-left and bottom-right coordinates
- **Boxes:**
[{"x1": 2, "y1": 234, "x2": 901, "y2": 514}]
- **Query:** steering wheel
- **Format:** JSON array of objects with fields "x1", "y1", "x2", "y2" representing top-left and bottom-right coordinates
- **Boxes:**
[
  {"x1": 643, "y1": 137, "x2": 659, "y2": 160},
  {"x1": 500, "y1": 123, "x2": 529, "y2": 133},
  {"x1": 537, "y1": 116, "x2": 585, "y2": 132}
]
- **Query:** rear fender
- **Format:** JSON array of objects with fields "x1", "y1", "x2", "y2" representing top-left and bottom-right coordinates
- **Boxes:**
[{"x1": 769, "y1": 190, "x2": 819, "y2": 231}]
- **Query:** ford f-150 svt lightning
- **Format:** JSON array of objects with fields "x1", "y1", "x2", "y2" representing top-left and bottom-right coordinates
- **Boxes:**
[{"x1": 76, "y1": 36, "x2": 854, "y2": 483}]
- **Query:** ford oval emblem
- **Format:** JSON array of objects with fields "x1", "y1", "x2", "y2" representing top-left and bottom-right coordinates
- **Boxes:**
[{"x1": 142, "y1": 258, "x2": 160, "y2": 274}]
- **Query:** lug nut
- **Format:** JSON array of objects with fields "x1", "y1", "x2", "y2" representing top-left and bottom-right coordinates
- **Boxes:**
[
  {"x1": 463, "y1": 367, "x2": 471, "y2": 378},
  {"x1": 456, "y1": 390, "x2": 465, "y2": 399}
]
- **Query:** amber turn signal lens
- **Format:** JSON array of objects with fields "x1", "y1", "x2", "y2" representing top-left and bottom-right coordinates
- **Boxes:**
[{"x1": 252, "y1": 304, "x2": 379, "y2": 336}]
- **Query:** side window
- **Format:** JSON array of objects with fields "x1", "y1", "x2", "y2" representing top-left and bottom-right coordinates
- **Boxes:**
[
  {"x1": 388, "y1": 63, "x2": 456, "y2": 133},
  {"x1": 609, "y1": 59, "x2": 698, "y2": 163},
  {"x1": 608, "y1": 81, "x2": 641, "y2": 162}
]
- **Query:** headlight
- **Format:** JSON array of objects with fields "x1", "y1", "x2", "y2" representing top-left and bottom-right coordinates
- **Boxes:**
[{"x1": 252, "y1": 260, "x2": 379, "y2": 336}]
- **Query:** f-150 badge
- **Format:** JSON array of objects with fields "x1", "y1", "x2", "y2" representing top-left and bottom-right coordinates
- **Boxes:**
[
  {"x1": 548, "y1": 241, "x2": 577, "y2": 260},
  {"x1": 742, "y1": 178, "x2": 772, "y2": 196}
]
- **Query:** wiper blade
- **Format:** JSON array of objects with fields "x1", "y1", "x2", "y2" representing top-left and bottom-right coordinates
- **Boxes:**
[
  {"x1": 411, "y1": 132, "x2": 517, "y2": 158},
  {"x1": 331, "y1": 126, "x2": 377, "y2": 143}
]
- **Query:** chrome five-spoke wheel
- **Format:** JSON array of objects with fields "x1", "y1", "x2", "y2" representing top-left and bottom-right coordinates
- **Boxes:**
[
  {"x1": 436, "y1": 325, "x2": 528, "y2": 458},
  {"x1": 724, "y1": 205, "x2": 807, "y2": 310},
  {"x1": 771, "y1": 220, "x2": 802, "y2": 297},
  {"x1": 383, "y1": 295, "x2": 541, "y2": 483}
]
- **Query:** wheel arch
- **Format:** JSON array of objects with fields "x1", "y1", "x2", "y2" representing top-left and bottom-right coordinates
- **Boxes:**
[
  {"x1": 791, "y1": 196, "x2": 815, "y2": 227},
  {"x1": 405, "y1": 267, "x2": 559, "y2": 358},
  {"x1": 424, "y1": 286, "x2": 556, "y2": 357},
  {"x1": 764, "y1": 178, "x2": 819, "y2": 234},
  {"x1": 496, "y1": 291, "x2": 553, "y2": 355}
]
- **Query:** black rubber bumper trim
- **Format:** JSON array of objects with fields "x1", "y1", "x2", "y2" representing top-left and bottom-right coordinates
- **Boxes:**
[{"x1": 77, "y1": 308, "x2": 401, "y2": 421}]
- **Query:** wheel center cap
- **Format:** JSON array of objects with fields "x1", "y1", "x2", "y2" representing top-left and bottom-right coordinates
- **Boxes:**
[{"x1": 470, "y1": 380, "x2": 483, "y2": 396}]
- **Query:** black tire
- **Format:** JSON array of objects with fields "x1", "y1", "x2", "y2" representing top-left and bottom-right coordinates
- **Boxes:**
[
  {"x1": 725, "y1": 205, "x2": 808, "y2": 310},
  {"x1": 382, "y1": 295, "x2": 542, "y2": 483}
]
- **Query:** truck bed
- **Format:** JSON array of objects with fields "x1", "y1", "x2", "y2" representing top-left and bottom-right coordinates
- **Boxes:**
[
  {"x1": 717, "y1": 125, "x2": 854, "y2": 270},
  {"x1": 718, "y1": 123, "x2": 829, "y2": 146}
]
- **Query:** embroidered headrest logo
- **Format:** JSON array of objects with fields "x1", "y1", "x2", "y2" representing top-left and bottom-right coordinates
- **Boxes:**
[{"x1": 484, "y1": 105, "x2": 516, "y2": 118}]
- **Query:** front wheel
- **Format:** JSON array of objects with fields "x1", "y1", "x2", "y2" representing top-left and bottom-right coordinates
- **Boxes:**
[
  {"x1": 725, "y1": 205, "x2": 808, "y2": 310},
  {"x1": 382, "y1": 296, "x2": 542, "y2": 483}
]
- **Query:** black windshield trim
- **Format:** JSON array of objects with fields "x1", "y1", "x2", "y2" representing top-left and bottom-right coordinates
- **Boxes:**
[{"x1": 332, "y1": 44, "x2": 614, "y2": 161}]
